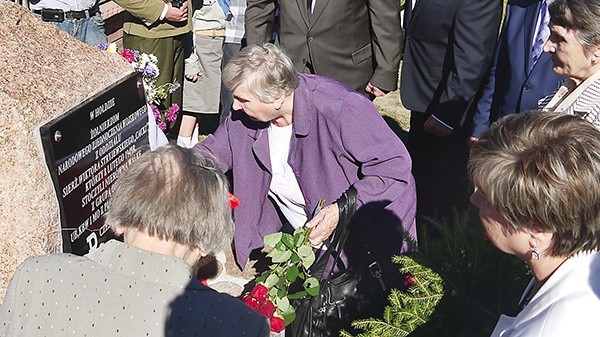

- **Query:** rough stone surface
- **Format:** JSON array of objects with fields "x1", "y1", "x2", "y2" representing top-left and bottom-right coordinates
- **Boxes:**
[{"x1": 0, "y1": 1, "x2": 133, "y2": 302}]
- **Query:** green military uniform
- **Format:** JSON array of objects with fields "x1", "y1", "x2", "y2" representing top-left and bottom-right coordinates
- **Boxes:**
[{"x1": 115, "y1": 0, "x2": 193, "y2": 135}]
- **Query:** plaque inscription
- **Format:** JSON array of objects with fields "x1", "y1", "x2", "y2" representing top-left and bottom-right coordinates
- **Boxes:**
[{"x1": 40, "y1": 73, "x2": 149, "y2": 255}]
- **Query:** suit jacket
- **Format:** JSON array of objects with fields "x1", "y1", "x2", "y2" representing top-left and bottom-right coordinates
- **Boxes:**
[
  {"x1": 197, "y1": 74, "x2": 417, "y2": 266},
  {"x1": 491, "y1": 251, "x2": 600, "y2": 337},
  {"x1": 400, "y1": 0, "x2": 503, "y2": 128},
  {"x1": 245, "y1": 0, "x2": 403, "y2": 94},
  {"x1": 471, "y1": 0, "x2": 563, "y2": 137},
  {"x1": 0, "y1": 240, "x2": 270, "y2": 337},
  {"x1": 114, "y1": 0, "x2": 192, "y2": 38}
]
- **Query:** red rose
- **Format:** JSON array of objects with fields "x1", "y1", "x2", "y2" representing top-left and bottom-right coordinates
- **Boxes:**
[
  {"x1": 229, "y1": 193, "x2": 241, "y2": 210},
  {"x1": 250, "y1": 284, "x2": 269, "y2": 303},
  {"x1": 403, "y1": 273, "x2": 416, "y2": 287},
  {"x1": 258, "y1": 299, "x2": 276, "y2": 318},
  {"x1": 242, "y1": 294, "x2": 262, "y2": 310},
  {"x1": 269, "y1": 315, "x2": 286, "y2": 333}
]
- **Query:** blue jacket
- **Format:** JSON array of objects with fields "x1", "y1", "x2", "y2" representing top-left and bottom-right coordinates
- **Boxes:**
[{"x1": 471, "y1": 0, "x2": 564, "y2": 137}]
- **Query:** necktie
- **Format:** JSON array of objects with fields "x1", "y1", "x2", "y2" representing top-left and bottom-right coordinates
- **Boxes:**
[{"x1": 531, "y1": 1, "x2": 550, "y2": 71}]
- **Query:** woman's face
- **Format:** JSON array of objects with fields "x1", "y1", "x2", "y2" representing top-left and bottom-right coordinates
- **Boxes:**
[
  {"x1": 470, "y1": 187, "x2": 531, "y2": 258},
  {"x1": 231, "y1": 83, "x2": 282, "y2": 123},
  {"x1": 544, "y1": 24, "x2": 596, "y2": 84}
]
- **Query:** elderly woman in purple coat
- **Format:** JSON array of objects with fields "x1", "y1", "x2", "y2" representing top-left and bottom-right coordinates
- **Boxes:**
[{"x1": 196, "y1": 43, "x2": 417, "y2": 283}]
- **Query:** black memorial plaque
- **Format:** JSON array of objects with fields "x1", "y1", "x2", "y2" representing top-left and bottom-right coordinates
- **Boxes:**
[{"x1": 40, "y1": 73, "x2": 149, "y2": 256}]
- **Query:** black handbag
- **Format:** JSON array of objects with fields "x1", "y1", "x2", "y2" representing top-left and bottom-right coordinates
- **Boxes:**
[{"x1": 288, "y1": 187, "x2": 389, "y2": 337}]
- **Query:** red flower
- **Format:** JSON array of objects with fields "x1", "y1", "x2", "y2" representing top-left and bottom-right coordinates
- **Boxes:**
[
  {"x1": 403, "y1": 273, "x2": 416, "y2": 288},
  {"x1": 242, "y1": 294, "x2": 262, "y2": 310},
  {"x1": 120, "y1": 49, "x2": 137, "y2": 63},
  {"x1": 250, "y1": 284, "x2": 268, "y2": 303},
  {"x1": 269, "y1": 315, "x2": 286, "y2": 333},
  {"x1": 259, "y1": 299, "x2": 276, "y2": 318},
  {"x1": 229, "y1": 193, "x2": 241, "y2": 210}
]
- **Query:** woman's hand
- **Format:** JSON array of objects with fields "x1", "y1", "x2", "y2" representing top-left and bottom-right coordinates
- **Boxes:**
[{"x1": 305, "y1": 203, "x2": 340, "y2": 246}]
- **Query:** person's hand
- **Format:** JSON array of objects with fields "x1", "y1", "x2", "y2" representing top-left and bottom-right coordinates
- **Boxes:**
[
  {"x1": 165, "y1": 2, "x2": 188, "y2": 23},
  {"x1": 305, "y1": 203, "x2": 340, "y2": 246},
  {"x1": 365, "y1": 82, "x2": 387, "y2": 97},
  {"x1": 185, "y1": 72, "x2": 201, "y2": 82},
  {"x1": 424, "y1": 115, "x2": 453, "y2": 136}
]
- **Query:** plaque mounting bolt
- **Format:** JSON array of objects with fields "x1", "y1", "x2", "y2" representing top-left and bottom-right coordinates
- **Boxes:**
[{"x1": 54, "y1": 131, "x2": 62, "y2": 143}]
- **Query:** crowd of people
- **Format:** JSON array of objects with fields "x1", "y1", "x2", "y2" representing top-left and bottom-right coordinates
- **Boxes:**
[{"x1": 3, "y1": 0, "x2": 600, "y2": 336}]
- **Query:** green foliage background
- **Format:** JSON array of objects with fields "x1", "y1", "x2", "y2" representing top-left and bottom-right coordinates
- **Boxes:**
[{"x1": 342, "y1": 211, "x2": 529, "y2": 337}]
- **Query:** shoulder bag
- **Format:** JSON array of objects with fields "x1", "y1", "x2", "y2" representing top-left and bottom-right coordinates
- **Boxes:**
[{"x1": 288, "y1": 187, "x2": 389, "y2": 337}]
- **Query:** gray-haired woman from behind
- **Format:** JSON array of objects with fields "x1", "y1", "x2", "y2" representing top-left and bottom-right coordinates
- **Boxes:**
[{"x1": 0, "y1": 145, "x2": 269, "y2": 337}]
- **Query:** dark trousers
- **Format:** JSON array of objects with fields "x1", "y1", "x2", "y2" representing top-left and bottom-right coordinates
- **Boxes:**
[
  {"x1": 124, "y1": 32, "x2": 185, "y2": 137},
  {"x1": 407, "y1": 112, "x2": 471, "y2": 231},
  {"x1": 219, "y1": 42, "x2": 243, "y2": 123}
]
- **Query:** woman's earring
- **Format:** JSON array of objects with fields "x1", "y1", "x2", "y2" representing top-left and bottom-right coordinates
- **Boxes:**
[{"x1": 531, "y1": 250, "x2": 540, "y2": 260}]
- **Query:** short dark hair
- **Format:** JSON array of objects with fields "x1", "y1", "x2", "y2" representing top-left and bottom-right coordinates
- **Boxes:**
[
  {"x1": 469, "y1": 112, "x2": 600, "y2": 256},
  {"x1": 107, "y1": 145, "x2": 234, "y2": 254}
]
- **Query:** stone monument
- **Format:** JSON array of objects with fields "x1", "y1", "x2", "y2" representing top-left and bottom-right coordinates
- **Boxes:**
[
  {"x1": 0, "y1": 1, "x2": 256, "y2": 303},
  {"x1": 0, "y1": 1, "x2": 135, "y2": 300}
]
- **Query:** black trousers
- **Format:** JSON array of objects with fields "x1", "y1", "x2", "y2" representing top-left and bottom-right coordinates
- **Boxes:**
[{"x1": 407, "y1": 112, "x2": 472, "y2": 230}]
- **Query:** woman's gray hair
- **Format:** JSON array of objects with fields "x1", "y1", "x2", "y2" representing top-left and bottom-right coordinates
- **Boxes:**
[
  {"x1": 469, "y1": 112, "x2": 600, "y2": 257},
  {"x1": 106, "y1": 145, "x2": 234, "y2": 254},
  {"x1": 222, "y1": 43, "x2": 299, "y2": 103},
  {"x1": 550, "y1": 0, "x2": 600, "y2": 51}
]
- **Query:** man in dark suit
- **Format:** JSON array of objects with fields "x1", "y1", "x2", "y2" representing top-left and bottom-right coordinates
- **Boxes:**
[
  {"x1": 245, "y1": 0, "x2": 403, "y2": 98},
  {"x1": 471, "y1": 0, "x2": 563, "y2": 141},
  {"x1": 400, "y1": 0, "x2": 502, "y2": 225}
]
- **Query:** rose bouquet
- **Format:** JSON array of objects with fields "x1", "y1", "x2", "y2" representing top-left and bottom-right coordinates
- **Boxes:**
[
  {"x1": 97, "y1": 43, "x2": 180, "y2": 131},
  {"x1": 243, "y1": 227, "x2": 321, "y2": 333}
]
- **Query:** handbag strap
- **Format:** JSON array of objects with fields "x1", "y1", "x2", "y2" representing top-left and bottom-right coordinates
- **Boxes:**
[{"x1": 310, "y1": 187, "x2": 357, "y2": 280}]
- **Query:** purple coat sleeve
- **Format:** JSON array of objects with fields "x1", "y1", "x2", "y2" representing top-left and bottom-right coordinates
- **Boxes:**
[
  {"x1": 195, "y1": 117, "x2": 234, "y2": 173},
  {"x1": 339, "y1": 98, "x2": 412, "y2": 209},
  {"x1": 334, "y1": 91, "x2": 417, "y2": 244}
]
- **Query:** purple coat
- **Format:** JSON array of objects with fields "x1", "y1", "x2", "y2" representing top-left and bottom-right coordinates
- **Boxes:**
[{"x1": 197, "y1": 74, "x2": 417, "y2": 267}]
